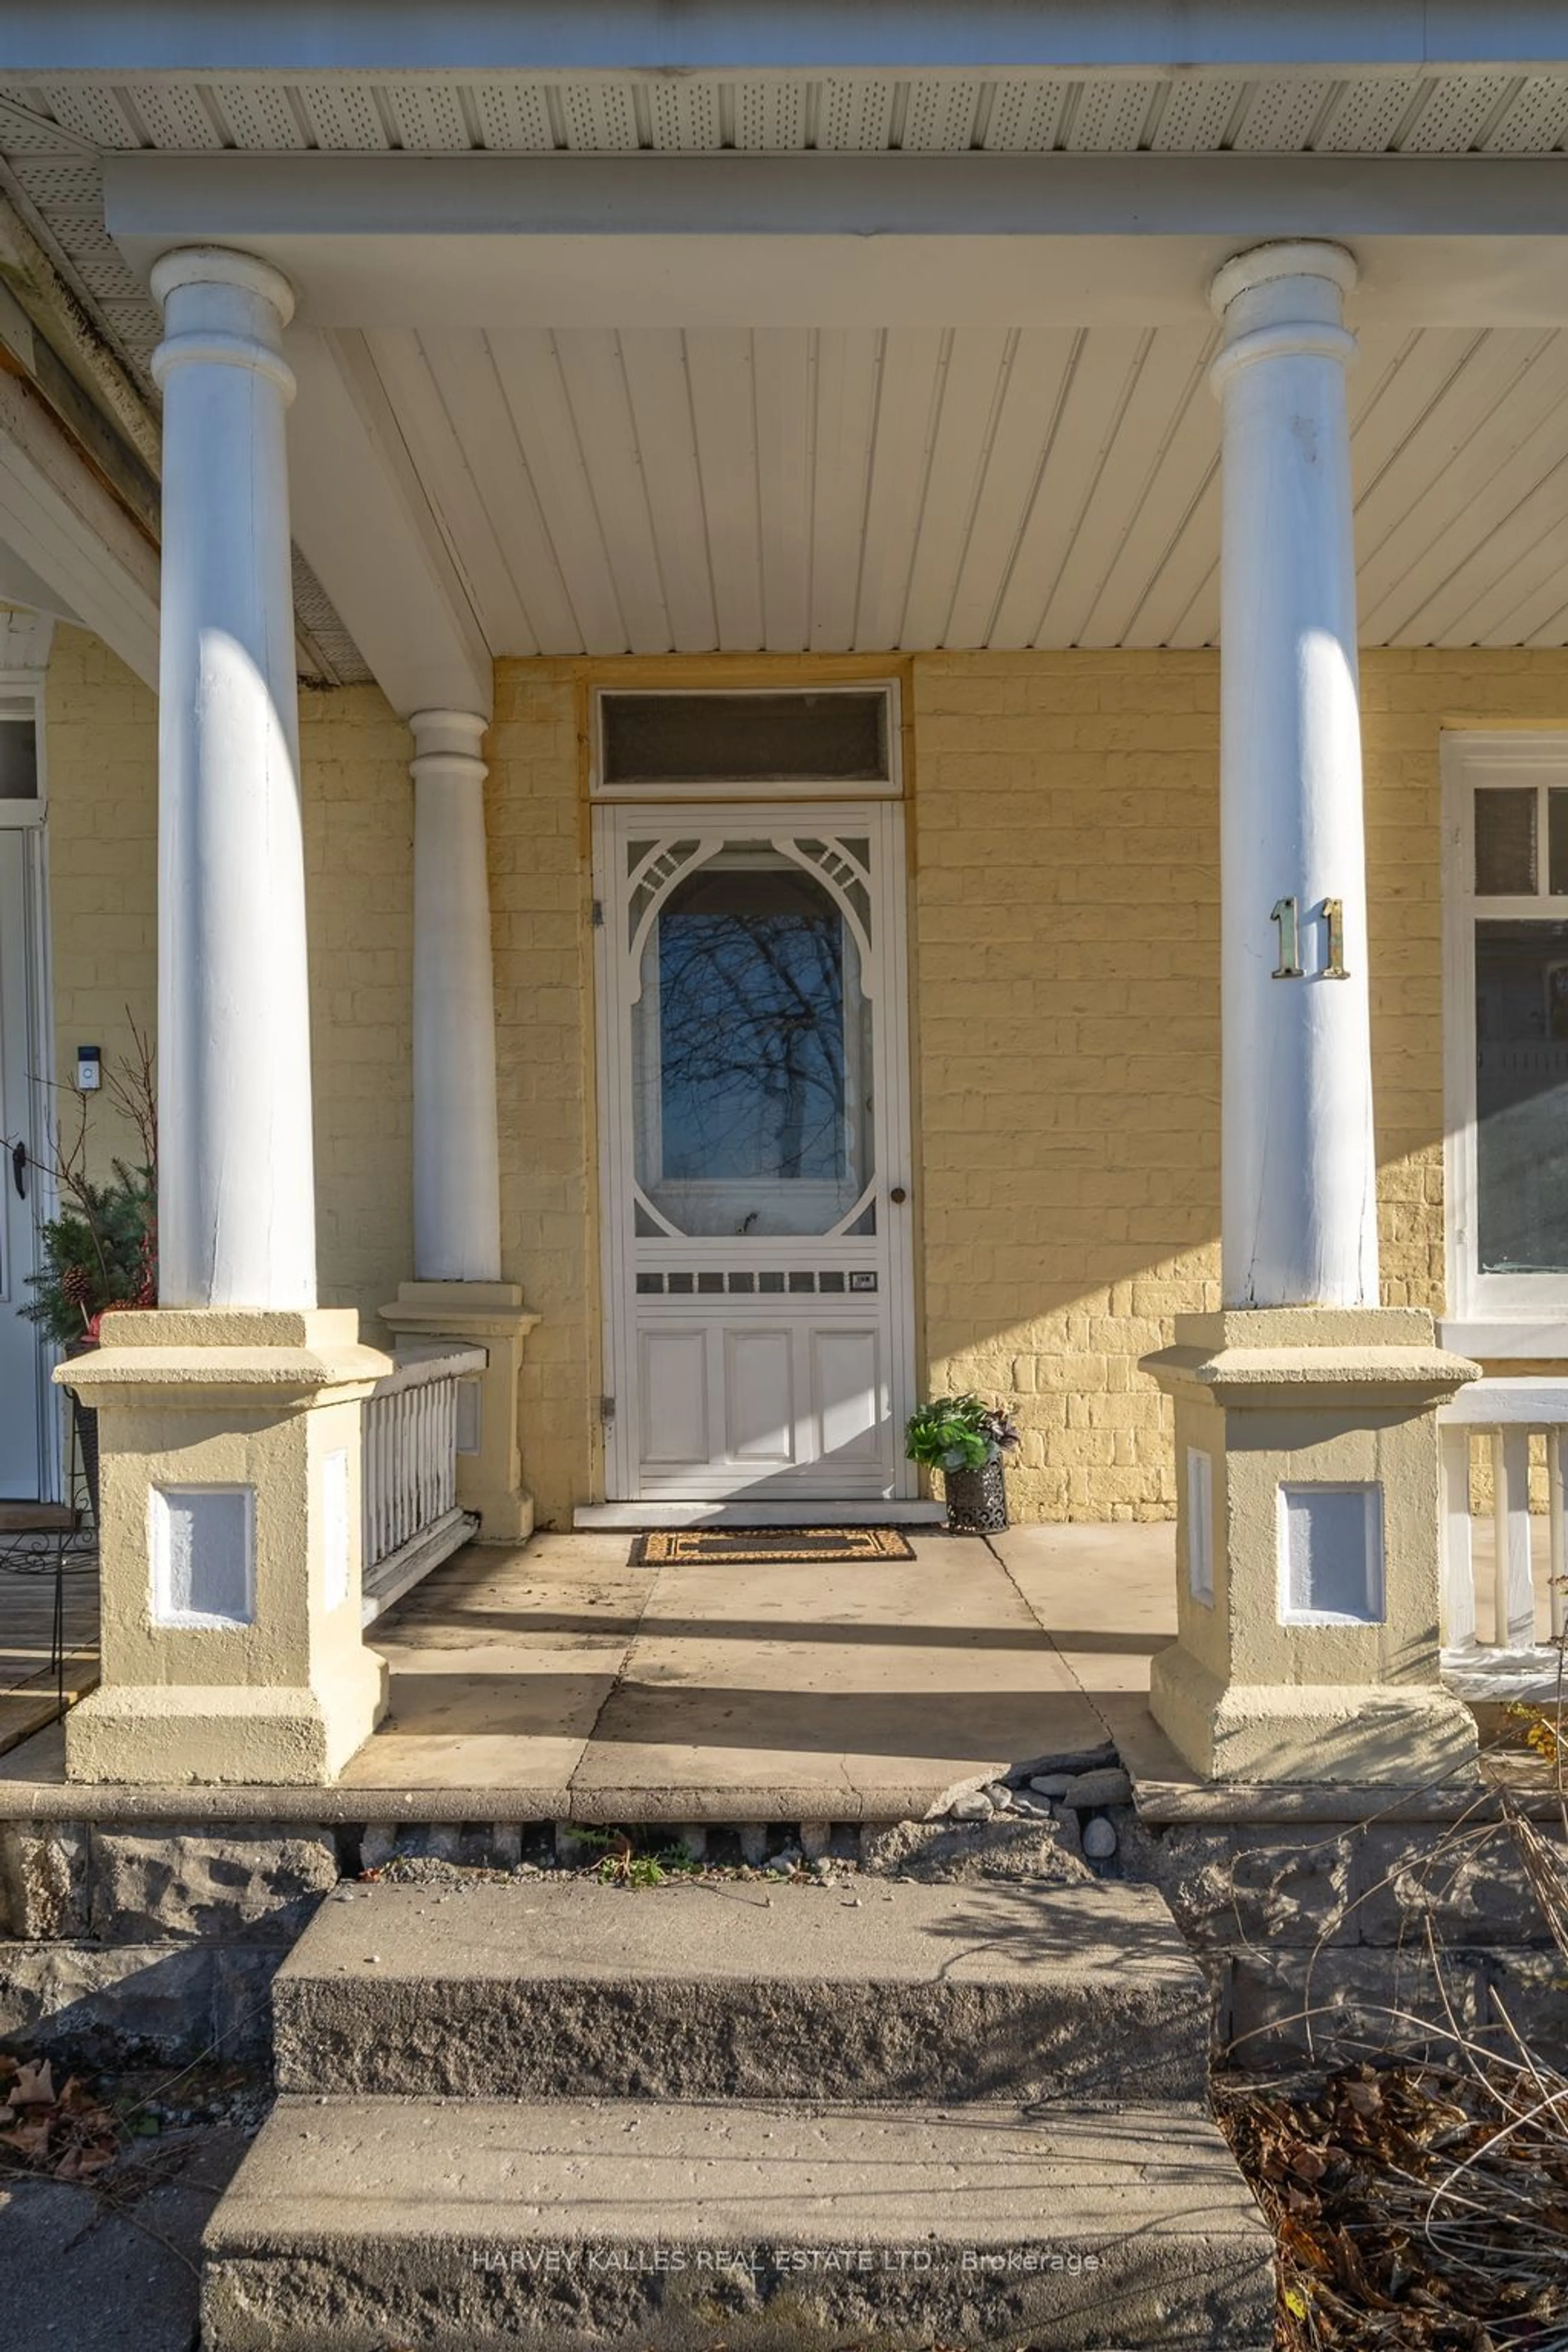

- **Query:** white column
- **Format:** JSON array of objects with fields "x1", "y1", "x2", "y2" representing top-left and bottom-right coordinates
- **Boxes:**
[
  {"x1": 410, "y1": 709, "x2": 502, "y2": 1282},
  {"x1": 1213, "y1": 242, "x2": 1379, "y2": 1309},
  {"x1": 151, "y1": 248, "x2": 316, "y2": 1309}
]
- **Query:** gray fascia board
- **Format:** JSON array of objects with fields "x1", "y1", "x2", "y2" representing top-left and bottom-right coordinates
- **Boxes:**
[
  {"x1": 8, "y1": 1, "x2": 1568, "y2": 77},
  {"x1": 105, "y1": 152, "x2": 1568, "y2": 249}
]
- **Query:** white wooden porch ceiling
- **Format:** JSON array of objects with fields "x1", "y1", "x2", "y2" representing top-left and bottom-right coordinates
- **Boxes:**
[
  {"x1": 350, "y1": 318, "x2": 1568, "y2": 655},
  {"x1": 5, "y1": 69, "x2": 1568, "y2": 657}
]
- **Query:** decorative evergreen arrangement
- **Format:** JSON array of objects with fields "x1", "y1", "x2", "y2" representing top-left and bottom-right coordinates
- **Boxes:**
[
  {"x1": 17, "y1": 1016, "x2": 157, "y2": 1350},
  {"x1": 23, "y1": 1162, "x2": 156, "y2": 1347}
]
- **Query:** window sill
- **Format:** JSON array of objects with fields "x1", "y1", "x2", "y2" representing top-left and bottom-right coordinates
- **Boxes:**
[{"x1": 1439, "y1": 1319, "x2": 1568, "y2": 1363}]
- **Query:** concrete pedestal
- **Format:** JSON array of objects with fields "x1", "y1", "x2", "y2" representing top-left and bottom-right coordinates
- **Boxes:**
[
  {"x1": 60, "y1": 1310, "x2": 392, "y2": 1786},
  {"x1": 1143, "y1": 1309, "x2": 1482, "y2": 1786},
  {"x1": 381, "y1": 1282, "x2": 540, "y2": 1543}
]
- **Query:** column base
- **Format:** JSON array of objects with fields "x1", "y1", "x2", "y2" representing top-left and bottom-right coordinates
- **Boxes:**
[
  {"x1": 1142, "y1": 1307, "x2": 1481, "y2": 1789},
  {"x1": 58, "y1": 1308, "x2": 392, "y2": 1788},
  {"x1": 1149, "y1": 1646, "x2": 1480, "y2": 1787},
  {"x1": 65, "y1": 1650, "x2": 388, "y2": 1787},
  {"x1": 381, "y1": 1282, "x2": 541, "y2": 1543}
]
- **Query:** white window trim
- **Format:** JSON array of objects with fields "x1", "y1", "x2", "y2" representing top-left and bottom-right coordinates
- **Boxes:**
[
  {"x1": 1442, "y1": 728, "x2": 1568, "y2": 1339},
  {"x1": 0, "y1": 668, "x2": 47, "y2": 828},
  {"x1": 0, "y1": 666, "x2": 60, "y2": 1500}
]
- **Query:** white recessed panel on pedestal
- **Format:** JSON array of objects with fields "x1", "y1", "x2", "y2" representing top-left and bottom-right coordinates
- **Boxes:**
[
  {"x1": 455, "y1": 1377, "x2": 483, "y2": 1457},
  {"x1": 150, "y1": 1485, "x2": 256, "y2": 1628},
  {"x1": 1277, "y1": 1482, "x2": 1385, "y2": 1626},
  {"x1": 322, "y1": 1447, "x2": 351, "y2": 1613},
  {"x1": 1186, "y1": 1446, "x2": 1215, "y2": 1605}
]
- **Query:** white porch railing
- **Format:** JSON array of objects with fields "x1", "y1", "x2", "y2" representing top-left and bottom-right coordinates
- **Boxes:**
[
  {"x1": 1438, "y1": 1379, "x2": 1568, "y2": 1698},
  {"x1": 361, "y1": 1341, "x2": 486, "y2": 1624}
]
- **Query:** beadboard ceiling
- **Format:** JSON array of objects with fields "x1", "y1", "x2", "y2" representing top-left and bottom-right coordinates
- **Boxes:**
[
  {"x1": 5, "y1": 69, "x2": 1568, "y2": 658},
  {"x1": 326, "y1": 315, "x2": 1568, "y2": 655}
]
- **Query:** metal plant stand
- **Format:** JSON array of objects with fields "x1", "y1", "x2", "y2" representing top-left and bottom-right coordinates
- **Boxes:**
[{"x1": 943, "y1": 1459, "x2": 1009, "y2": 1533}]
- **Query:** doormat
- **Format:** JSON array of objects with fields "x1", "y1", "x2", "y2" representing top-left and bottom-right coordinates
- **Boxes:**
[{"x1": 631, "y1": 1526, "x2": 917, "y2": 1567}]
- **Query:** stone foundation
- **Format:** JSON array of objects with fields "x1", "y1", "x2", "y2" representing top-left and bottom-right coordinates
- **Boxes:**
[
  {"x1": 0, "y1": 1819, "x2": 349, "y2": 2064},
  {"x1": 1134, "y1": 1811, "x2": 1567, "y2": 2069},
  {"x1": 3, "y1": 1798, "x2": 1561, "y2": 2074}
]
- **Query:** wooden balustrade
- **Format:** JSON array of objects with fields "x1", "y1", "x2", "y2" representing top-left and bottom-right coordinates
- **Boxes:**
[
  {"x1": 361, "y1": 1342, "x2": 486, "y2": 1623},
  {"x1": 1438, "y1": 1379, "x2": 1568, "y2": 1698}
]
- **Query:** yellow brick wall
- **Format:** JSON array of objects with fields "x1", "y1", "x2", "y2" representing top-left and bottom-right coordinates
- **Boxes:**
[
  {"x1": 42, "y1": 630, "x2": 1568, "y2": 1526},
  {"x1": 487, "y1": 662, "x2": 598, "y2": 1528},
  {"x1": 919, "y1": 646, "x2": 1568, "y2": 1520},
  {"x1": 42, "y1": 625, "x2": 414, "y2": 1335},
  {"x1": 913, "y1": 650, "x2": 1219, "y2": 1521}
]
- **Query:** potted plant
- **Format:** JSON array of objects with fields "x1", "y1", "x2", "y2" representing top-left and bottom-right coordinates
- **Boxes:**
[
  {"x1": 12, "y1": 1021, "x2": 157, "y2": 1530},
  {"x1": 905, "y1": 1392, "x2": 1020, "y2": 1532}
]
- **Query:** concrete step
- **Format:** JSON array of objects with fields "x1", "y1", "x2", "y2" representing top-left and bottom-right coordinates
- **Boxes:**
[
  {"x1": 274, "y1": 1878, "x2": 1209, "y2": 2107},
  {"x1": 201, "y1": 2094, "x2": 1276, "y2": 2352}
]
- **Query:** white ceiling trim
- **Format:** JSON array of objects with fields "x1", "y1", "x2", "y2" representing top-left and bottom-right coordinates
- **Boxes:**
[
  {"x1": 285, "y1": 331, "x2": 492, "y2": 718},
  {"x1": 0, "y1": 369, "x2": 156, "y2": 682}
]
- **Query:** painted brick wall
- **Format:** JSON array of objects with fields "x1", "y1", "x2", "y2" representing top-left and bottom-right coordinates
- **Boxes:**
[
  {"x1": 42, "y1": 625, "x2": 414, "y2": 1336},
  {"x1": 43, "y1": 630, "x2": 1568, "y2": 1526},
  {"x1": 913, "y1": 650, "x2": 1220, "y2": 1523},
  {"x1": 917, "y1": 646, "x2": 1568, "y2": 1520},
  {"x1": 486, "y1": 662, "x2": 597, "y2": 1528}
]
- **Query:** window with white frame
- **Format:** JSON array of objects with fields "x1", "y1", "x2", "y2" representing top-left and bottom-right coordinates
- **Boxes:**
[
  {"x1": 1444, "y1": 733, "x2": 1568, "y2": 1318},
  {"x1": 0, "y1": 688, "x2": 42, "y2": 817}
]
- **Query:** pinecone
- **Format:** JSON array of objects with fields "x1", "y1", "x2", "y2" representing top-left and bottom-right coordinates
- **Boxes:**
[{"x1": 60, "y1": 1264, "x2": 95, "y2": 1309}]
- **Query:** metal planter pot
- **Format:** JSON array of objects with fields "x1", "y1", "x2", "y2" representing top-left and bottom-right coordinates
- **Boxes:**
[
  {"x1": 943, "y1": 1457, "x2": 1008, "y2": 1533},
  {"x1": 72, "y1": 1394, "x2": 100, "y2": 1535}
]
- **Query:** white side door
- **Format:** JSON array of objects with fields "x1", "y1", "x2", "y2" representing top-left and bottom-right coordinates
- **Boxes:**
[
  {"x1": 0, "y1": 829, "x2": 47, "y2": 1498},
  {"x1": 596, "y1": 801, "x2": 915, "y2": 1501}
]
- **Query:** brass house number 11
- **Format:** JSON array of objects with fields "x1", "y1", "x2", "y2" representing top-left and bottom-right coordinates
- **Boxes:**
[{"x1": 1270, "y1": 896, "x2": 1349, "y2": 980}]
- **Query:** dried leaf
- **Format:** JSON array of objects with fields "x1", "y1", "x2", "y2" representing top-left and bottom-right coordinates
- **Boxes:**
[{"x1": 10, "y1": 2060, "x2": 55, "y2": 2108}]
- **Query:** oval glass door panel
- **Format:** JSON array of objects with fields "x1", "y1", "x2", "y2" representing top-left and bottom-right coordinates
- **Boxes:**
[{"x1": 631, "y1": 842, "x2": 874, "y2": 1238}]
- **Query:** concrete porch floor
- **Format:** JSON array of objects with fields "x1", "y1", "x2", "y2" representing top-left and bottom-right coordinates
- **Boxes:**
[
  {"x1": 0, "y1": 1520, "x2": 1555, "y2": 1823},
  {"x1": 0, "y1": 1526, "x2": 1169, "y2": 1821},
  {"x1": 337, "y1": 1523, "x2": 1166, "y2": 1817}
]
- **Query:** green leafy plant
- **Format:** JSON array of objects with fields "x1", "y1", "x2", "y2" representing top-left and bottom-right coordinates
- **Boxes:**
[
  {"x1": 583, "y1": 1830, "x2": 703, "y2": 1889},
  {"x1": 904, "y1": 1393, "x2": 1020, "y2": 1474}
]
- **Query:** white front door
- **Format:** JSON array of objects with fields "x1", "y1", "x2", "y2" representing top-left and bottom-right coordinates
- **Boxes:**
[
  {"x1": 595, "y1": 802, "x2": 915, "y2": 1501},
  {"x1": 0, "y1": 829, "x2": 47, "y2": 1498}
]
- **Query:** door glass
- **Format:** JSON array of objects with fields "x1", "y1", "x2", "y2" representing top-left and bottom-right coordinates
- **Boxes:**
[{"x1": 632, "y1": 841, "x2": 874, "y2": 1236}]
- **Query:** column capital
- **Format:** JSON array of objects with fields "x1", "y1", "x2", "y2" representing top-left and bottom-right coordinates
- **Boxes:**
[
  {"x1": 150, "y1": 245, "x2": 296, "y2": 325},
  {"x1": 150, "y1": 247, "x2": 296, "y2": 401},
  {"x1": 1209, "y1": 241, "x2": 1357, "y2": 395},
  {"x1": 409, "y1": 707, "x2": 490, "y2": 777},
  {"x1": 1209, "y1": 239, "x2": 1357, "y2": 319}
]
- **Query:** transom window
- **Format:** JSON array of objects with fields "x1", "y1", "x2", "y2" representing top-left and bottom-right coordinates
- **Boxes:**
[
  {"x1": 592, "y1": 686, "x2": 900, "y2": 799},
  {"x1": 1445, "y1": 735, "x2": 1568, "y2": 1318}
]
